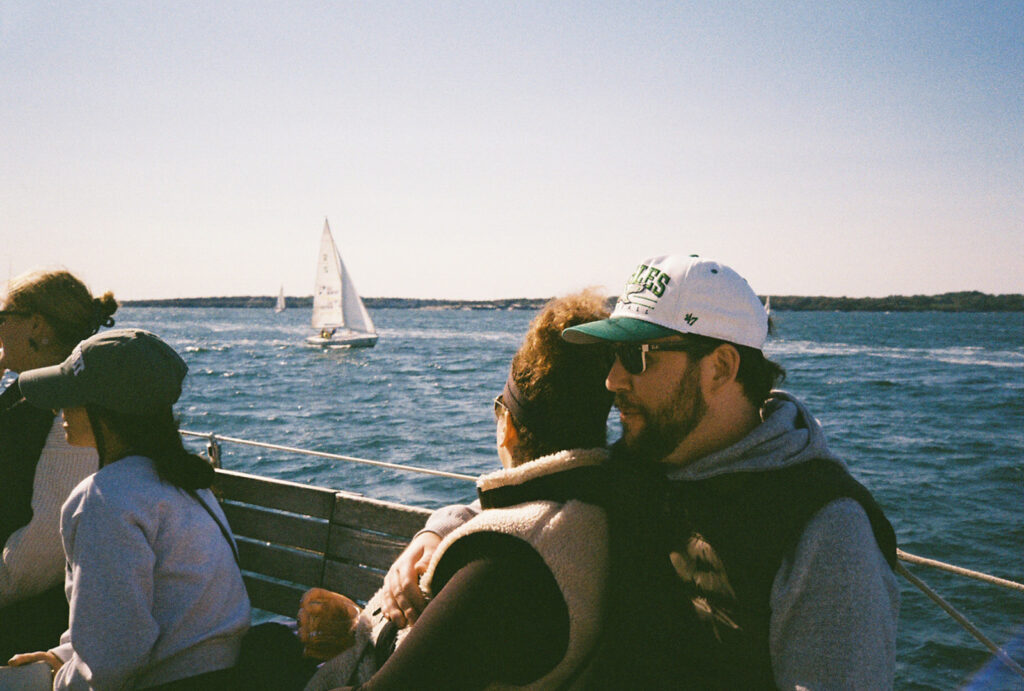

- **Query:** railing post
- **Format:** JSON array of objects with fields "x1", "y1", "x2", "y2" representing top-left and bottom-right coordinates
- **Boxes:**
[{"x1": 206, "y1": 434, "x2": 222, "y2": 468}]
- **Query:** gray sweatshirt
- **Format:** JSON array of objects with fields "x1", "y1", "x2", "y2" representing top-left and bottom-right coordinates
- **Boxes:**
[
  {"x1": 50, "y1": 455, "x2": 250, "y2": 690},
  {"x1": 422, "y1": 390, "x2": 899, "y2": 690}
]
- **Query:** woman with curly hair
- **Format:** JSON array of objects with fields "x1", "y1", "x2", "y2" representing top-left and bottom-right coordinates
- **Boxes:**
[{"x1": 300, "y1": 290, "x2": 616, "y2": 690}]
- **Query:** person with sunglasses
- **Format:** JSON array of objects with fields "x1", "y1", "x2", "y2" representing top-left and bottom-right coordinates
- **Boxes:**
[
  {"x1": 0, "y1": 269, "x2": 117, "y2": 659},
  {"x1": 384, "y1": 255, "x2": 899, "y2": 689},
  {"x1": 297, "y1": 290, "x2": 616, "y2": 690}
]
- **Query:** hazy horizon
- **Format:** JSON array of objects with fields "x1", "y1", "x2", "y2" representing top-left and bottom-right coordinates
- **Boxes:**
[{"x1": 122, "y1": 288, "x2": 1022, "y2": 303}]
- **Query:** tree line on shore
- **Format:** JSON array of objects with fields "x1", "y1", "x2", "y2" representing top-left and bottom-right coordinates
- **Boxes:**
[{"x1": 123, "y1": 291, "x2": 1022, "y2": 312}]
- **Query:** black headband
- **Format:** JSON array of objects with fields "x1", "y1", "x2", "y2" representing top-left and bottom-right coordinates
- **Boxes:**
[{"x1": 500, "y1": 371, "x2": 559, "y2": 445}]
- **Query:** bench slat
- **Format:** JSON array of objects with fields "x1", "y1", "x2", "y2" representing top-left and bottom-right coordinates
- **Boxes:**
[
  {"x1": 332, "y1": 494, "x2": 431, "y2": 537},
  {"x1": 238, "y1": 540, "x2": 324, "y2": 587},
  {"x1": 222, "y1": 503, "x2": 329, "y2": 552},
  {"x1": 242, "y1": 575, "x2": 306, "y2": 619},
  {"x1": 215, "y1": 469, "x2": 336, "y2": 519},
  {"x1": 322, "y1": 561, "x2": 387, "y2": 604},
  {"x1": 326, "y1": 526, "x2": 408, "y2": 571}
]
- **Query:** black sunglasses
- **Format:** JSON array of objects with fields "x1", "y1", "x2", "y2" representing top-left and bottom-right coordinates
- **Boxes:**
[
  {"x1": 493, "y1": 395, "x2": 506, "y2": 419},
  {"x1": 0, "y1": 310, "x2": 30, "y2": 325},
  {"x1": 613, "y1": 341, "x2": 695, "y2": 375}
]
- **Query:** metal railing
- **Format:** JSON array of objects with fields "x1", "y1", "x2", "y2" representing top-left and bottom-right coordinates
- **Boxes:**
[{"x1": 182, "y1": 429, "x2": 477, "y2": 482}]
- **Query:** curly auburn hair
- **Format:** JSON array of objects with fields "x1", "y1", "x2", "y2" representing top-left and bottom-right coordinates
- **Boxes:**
[{"x1": 504, "y1": 289, "x2": 615, "y2": 460}]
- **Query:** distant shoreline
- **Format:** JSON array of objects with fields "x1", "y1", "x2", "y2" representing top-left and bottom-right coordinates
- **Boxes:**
[{"x1": 122, "y1": 292, "x2": 1023, "y2": 312}]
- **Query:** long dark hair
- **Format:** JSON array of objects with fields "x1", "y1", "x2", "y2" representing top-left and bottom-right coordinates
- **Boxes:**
[{"x1": 86, "y1": 405, "x2": 214, "y2": 490}]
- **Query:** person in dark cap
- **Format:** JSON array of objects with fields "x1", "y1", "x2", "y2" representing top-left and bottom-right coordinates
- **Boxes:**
[{"x1": 4, "y1": 328, "x2": 250, "y2": 690}]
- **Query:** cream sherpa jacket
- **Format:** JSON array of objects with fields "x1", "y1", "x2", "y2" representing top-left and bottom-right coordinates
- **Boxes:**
[
  {"x1": 303, "y1": 448, "x2": 610, "y2": 691},
  {"x1": 421, "y1": 447, "x2": 609, "y2": 690}
]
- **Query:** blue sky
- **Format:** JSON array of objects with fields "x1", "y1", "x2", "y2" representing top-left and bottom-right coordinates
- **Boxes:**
[{"x1": 1, "y1": 1, "x2": 1021, "y2": 300}]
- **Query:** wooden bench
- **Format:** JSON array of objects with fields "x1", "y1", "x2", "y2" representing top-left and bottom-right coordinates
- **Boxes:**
[{"x1": 213, "y1": 468, "x2": 432, "y2": 618}]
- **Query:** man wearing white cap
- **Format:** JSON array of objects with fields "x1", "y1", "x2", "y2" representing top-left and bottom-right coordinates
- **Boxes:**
[
  {"x1": 386, "y1": 254, "x2": 900, "y2": 689},
  {"x1": 558, "y1": 254, "x2": 899, "y2": 688}
]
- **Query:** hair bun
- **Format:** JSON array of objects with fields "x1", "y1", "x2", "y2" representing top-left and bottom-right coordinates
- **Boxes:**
[{"x1": 93, "y1": 292, "x2": 118, "y2": 329}]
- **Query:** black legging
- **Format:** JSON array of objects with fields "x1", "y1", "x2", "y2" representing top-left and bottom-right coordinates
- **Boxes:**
[
  {"x1": 143, "y1": 666, "x2": 238, "y2": 690},
  {"x1": 0, "y1": 583, "x2": 69, "y2": 660}
]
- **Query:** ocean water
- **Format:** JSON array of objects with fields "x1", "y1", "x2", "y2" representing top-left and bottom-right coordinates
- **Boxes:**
[{"x1": 113, "y1": 306, "x2": 1023, "y2": 690}]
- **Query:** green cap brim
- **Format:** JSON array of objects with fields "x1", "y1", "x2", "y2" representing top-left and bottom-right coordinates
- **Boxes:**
[
  {"x1": 18, "y1": 362, "x2": 87, "y2": 411},
  {"x1": 562, "y1": 317, "x2": 681, "y2": 344}
]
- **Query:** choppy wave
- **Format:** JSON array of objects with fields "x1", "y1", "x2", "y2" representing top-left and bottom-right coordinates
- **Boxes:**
[{"x1": 774, "y1": 340, "x2": 1023, "y2": 369}]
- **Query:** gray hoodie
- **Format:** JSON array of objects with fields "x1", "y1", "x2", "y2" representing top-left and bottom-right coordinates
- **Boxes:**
[
  {"x1": 423, "y1": 391, "x2": 899, "y2": 690},
  {"x1": 50, "y1": 455, "x2": 250, "y2": 690}
]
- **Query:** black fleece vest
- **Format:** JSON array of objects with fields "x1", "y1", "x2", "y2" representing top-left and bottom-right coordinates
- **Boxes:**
[
  {"x1": 590, "y1": 456, "x2": 897, "y2": 690},
  {"x1": 0, "y1": 382, "x2": 55, "y2": 545},
  {"x1": 458, "y1": 453, "x2": 896, "y2": 690}
]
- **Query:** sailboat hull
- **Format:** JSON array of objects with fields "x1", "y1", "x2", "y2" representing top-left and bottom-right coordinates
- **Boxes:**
[{"x1": 305, "y1": 333, "x2": 379, "y2": 348}]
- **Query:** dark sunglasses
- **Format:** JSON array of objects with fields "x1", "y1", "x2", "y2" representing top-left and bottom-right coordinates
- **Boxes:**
[
  {"x1": 0, "y1": 310, "x2": 30, "y2": 325},
  {"x1": 613, "y1": 341, "x2": 695, "y2": 375},
  {"x1": 493, "y1": 395, "x2": 506, "y2": 419}
]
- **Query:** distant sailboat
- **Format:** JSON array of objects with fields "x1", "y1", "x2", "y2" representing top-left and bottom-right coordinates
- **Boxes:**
[
  {"x1": 305, "y1": 219, "x2": 378, "y2": 348},
  {"x1": 275, "y1": 285, "x2": 286, "y2": 313}
]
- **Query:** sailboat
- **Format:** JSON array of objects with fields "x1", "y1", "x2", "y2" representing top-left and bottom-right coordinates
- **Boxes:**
[
  {"x1": 274, "y1": 286, "x2": 286, "y2": 313},
  {"x1": 305, "y1": 219, "x2": 378, "y2": 348}
]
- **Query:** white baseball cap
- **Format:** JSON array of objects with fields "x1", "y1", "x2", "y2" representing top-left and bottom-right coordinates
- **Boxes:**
[{"x1": 563, "y1": 255, "x2": 768, "y2": 349}]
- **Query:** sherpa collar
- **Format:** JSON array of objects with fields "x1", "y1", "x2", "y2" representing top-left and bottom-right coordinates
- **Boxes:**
[{"x1": 476, "y1": 448, "x2": 610, "y2": 509}]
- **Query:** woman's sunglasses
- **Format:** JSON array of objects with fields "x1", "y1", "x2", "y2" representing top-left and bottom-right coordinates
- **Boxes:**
[{"x1": 613, "y1": 341, "x2": 695, "y2": 375}]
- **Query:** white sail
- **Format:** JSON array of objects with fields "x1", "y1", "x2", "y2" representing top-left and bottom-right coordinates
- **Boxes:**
[
  {"x1": 339, "y1": 254, "x2": 375, "y2": 333},
  {"x1": 310, "y1": 219, "x2": 376, "y2": 336},
  {"x1": 275, "y1": 285, "x2": 286, "y2": 313}
]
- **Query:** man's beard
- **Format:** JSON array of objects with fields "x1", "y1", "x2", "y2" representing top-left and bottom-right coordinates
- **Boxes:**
[{"x1": 617, "y1": 363, "x2": 708, "y2": 463}]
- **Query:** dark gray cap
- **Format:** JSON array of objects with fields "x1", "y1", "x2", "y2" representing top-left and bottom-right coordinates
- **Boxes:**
[{"x1": 19, "y1": 328, "x2": 187, "y2": 414}]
